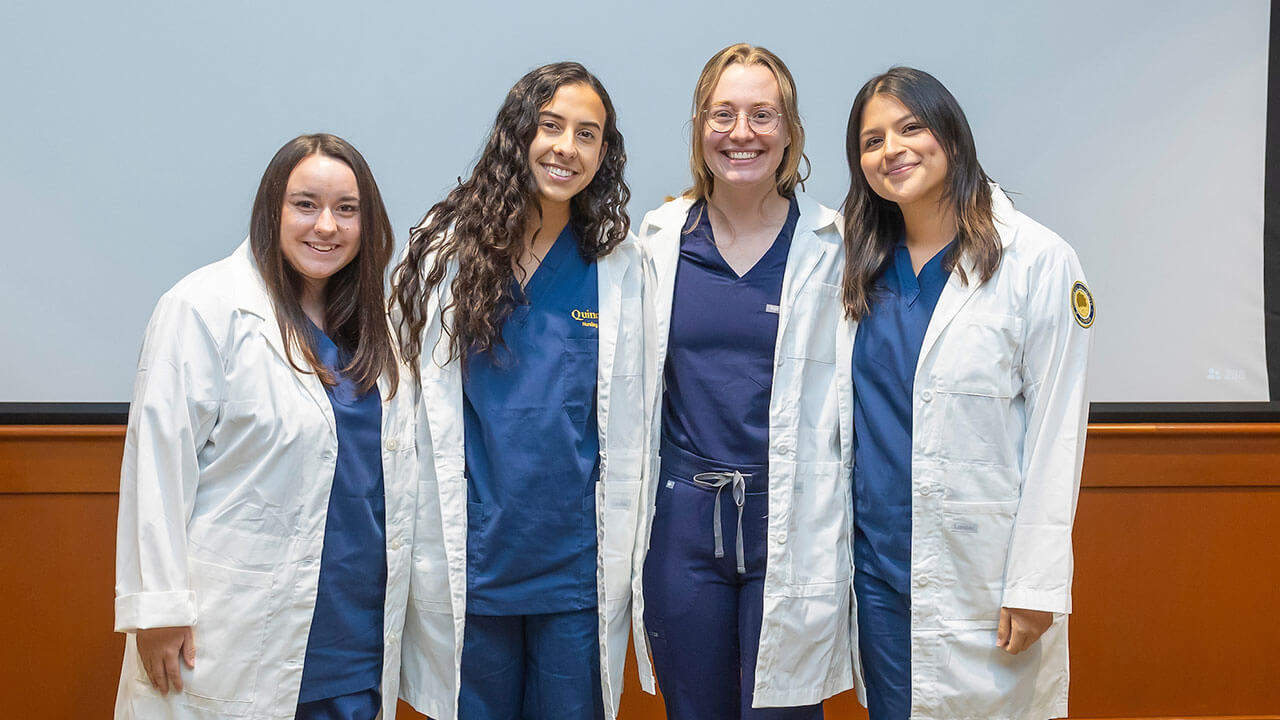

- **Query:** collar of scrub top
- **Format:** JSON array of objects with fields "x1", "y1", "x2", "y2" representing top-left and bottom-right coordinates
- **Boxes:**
[
  {"x1": 890, "y1": 238, "x2": 955, "y2": 309},
  {"x1": 513, "y1": 222, "x2": 579, "y2": 317},
  {"x1": 642, "y1": 192, "x2": 838, "y2": 240}
]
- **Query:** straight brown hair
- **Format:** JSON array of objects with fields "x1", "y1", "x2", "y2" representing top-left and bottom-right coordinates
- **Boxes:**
[
  {"x1": 841, "y1": 67, "x2": 1002, "y2": 320},
  {"x1": 249, "y1": 133, "x2": 398, "y2": 395}
]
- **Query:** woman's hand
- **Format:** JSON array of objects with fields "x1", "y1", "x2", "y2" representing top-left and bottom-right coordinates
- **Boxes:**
[
  {"x1": 997, "y1": 607, "x2": 1053, "y2": 655},
  {"x1": 136, "y1": 626, "x2": 196, "y2": 694}
]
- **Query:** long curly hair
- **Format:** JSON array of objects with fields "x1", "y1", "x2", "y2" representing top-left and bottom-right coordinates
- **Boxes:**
[
  {"x1": 392, "y1": 62, "x2": 629, "y2": 378},
  {"x1": 250, "y1": 133, "x2": 398, "y2": 395}
]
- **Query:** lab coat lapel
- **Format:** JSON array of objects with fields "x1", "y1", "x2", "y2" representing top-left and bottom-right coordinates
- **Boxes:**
[
  {"x1": 645, "y1": 198, "x2": 691, "y2": 367},
  {"x1": 596, "y1": 249, "x2": 623, "y2": 445},
  {"x1": 418, "y1": 273, "x2": 469, "y2": 629},
  {"x1": 230, "y1": 241, "x2": 336, "y2": 434},
  {"x1": 917, "y1": 185, "x2": 1019, "y2": 371},
  {"x1": 777, "y1": 195, "x2": 836, "y2": 339}
]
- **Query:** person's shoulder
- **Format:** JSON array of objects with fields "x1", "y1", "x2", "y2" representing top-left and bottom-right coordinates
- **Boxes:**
[
  {"x1": 993, "y1": 191, "x2": 1080, "y2": 271},
  {"x1": 638, "y1": 196, "x2": 696, "y2": 237},
  {"x1": 157, "y1": 244, "x2": 257, "y2": 329},
  {"x1": 794, "y1": 193, "x2": 843, "y2": 244}
]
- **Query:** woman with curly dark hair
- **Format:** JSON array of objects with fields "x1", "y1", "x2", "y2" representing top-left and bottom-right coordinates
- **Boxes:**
[{"x1": 393, "y1": 62, "x2": 646, "y2": 720}]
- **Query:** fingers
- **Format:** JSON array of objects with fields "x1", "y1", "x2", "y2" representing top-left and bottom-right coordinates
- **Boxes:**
[
  {"x1": 164, "y1": 650, "x2": 184, "y2": 692},
  {"x1": 182, "y1": 627, "x2": 197, "y2": 669},
  {"x1": 996, "y1": 607, "x2": 1011, "y2": 649},
  {"x1": 1005, "y1": 625, "x2": 1029, "y2": 655},
  {"x1": 147, "y1": 656, "x2": 169, "y2": 694},
  {"x1": 136, "y1": 626, "x2": 193, "y2": 695},
  {"x1": 999, "y1": 607, "x2": 1054, "y2": 655}
]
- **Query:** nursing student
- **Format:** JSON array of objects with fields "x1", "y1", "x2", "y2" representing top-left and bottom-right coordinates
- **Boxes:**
[
  {"x1": 113, "y1": 133, "x2": 416, "y2": 720},
  {"x1": 392, "y1": 62, "x2": 646, "y2": 720},
  {"x1": 840, "y1": 67, "x2": 1093, "y2": 720},
  {"x1": 634, "y1": 44, "x2": 854, "y2": 720}
]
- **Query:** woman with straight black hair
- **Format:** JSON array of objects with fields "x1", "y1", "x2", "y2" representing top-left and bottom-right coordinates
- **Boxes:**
[
  {"x1": 114, "y1": 133, "x2": 416, "y2": 720},
  {"x1": 839, "y1": 66, "x2": 1093, "y2": 720},
  {"x1": 393, "y1": 62, "x2": 646, "y2": 720}
]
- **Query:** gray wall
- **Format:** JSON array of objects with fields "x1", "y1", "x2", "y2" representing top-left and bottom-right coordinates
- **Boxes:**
[{"x1": 0, "y1": 0, "x2": 1269, "y2": 402}]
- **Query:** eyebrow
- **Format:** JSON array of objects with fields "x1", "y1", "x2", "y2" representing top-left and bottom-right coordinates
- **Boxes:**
[
  {"x1": 540, "y1": 110, "x2": 602, "y2": 130},
  {"x1": 861, "y1": 111, "x2": 918, "y2": 138},
  {"x1": 288, "y1": 190, "x2": 360, "y2": 202},
  {"x1": 710, "y1": 101, "x2": 779, "y2": 110}
]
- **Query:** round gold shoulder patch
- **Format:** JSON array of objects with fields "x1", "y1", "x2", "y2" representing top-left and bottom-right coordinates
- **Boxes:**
[{"x1": 1071, "y1": 281, "x2": 1094, "y2": 329}]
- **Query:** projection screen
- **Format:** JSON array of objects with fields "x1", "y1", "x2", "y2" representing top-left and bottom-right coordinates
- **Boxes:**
[{"x1": 0, "y1": 0, "x2": 1274, "y2": 415}]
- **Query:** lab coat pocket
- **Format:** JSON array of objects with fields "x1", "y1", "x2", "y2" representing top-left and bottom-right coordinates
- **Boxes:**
[
  {"x1": 411, "y1": 479, "x2": 452, "y2": 611},
  {"x1": 938, "y1": 499, "x2": 1018, "y2": 625},
  {"x1": 785, "y1": 283, "x2": 840, "y2": 364},
  {"x1": 181, "y1": 559, "x2": 273, "y2": 715},
  {"x1": 937, "y1": 313, "x2": 1022, "y2": 397},
  {"x1": 786, "y1": 461, "x2": 851, "y2": 588},
  {"x1": 600, "y1": 478, "x2": 641, "y2": 601},
  {"x1": 935, "y1": 626, "x2": 1042, "y2": 718}
]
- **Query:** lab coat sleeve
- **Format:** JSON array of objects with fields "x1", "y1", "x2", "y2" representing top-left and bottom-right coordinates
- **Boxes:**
[
  {"x1": 114, "y1": 291, "x2": 225, "y2": 632},
  {"x1": 1002, "y1": 242, "x2": 1093, "y2": 614}
]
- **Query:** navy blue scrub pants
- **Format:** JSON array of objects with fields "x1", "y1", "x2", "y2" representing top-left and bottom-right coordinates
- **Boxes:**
[
  {"x1": 458, "y1": 607, "x2": 604, "y2": 720},
  {"x1": 642, "y1": 439, "x2": 823, "y2": 720},
  {"x1": 295, "y1": 688, "x2": 380, "y2": 720},
  {"x1": 853, "y1": 557, "x2": 911, "y2": 720}
]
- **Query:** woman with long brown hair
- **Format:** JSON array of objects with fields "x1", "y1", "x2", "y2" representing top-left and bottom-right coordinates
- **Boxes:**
[
  {"x1": 840, "y1": 67, "x2": 1093, "y2": 719},
  {"x1": 392, "y1": 62, "x2": 645, "y2": 720},
  {"x1": 114, "y1": 133, "x2": 416, "y2": 720},
  {"x1": 633, "y1": 43, "x2": 853, "y2": 719}
]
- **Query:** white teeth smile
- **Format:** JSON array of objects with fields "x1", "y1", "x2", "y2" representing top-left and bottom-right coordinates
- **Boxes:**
[
  {"x1": 727, "y1": 151, "x2": 760, "y2": 160},
  {"x1": 307, "y1": 243, "x2": 337, "y2": 252},
  {"x1": 545, "y1": 165, "x2": 575, "y2": 178}
]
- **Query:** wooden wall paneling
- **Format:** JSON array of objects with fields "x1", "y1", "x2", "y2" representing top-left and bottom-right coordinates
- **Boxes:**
[
  {"x1": 1, "y1": 424, "x2": 1277, "y2": 719},
  {"x1": 0, "y1": 492, "x2": 123, "y2": 719}
]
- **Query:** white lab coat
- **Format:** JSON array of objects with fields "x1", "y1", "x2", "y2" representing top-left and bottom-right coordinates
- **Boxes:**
[
  {"x1": 397, "y1": 236, "x2": 647, "y2": 720},
  {"x1": 837, "y1": 187, "x2": 1093, "y2": 720},
  {"x1": 114, "y1": 241, "x2": 417, "y2": 720},
  {"x1": 632, "y1": 194, "x2": 860, "y2": 708}
]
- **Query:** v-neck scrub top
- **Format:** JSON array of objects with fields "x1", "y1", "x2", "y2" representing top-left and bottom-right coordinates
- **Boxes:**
[
  {"x1": 662, "y1": 197, "x2": 799, "y2": 466},
  {"x1": 298, "y1": 323, "x2": 387, "y2": 703},
  {"x1": 462, "y1": 222, "x2": 601, "y2": 616},
  {"x1": 851, "y1": 242, "x2": 953, "y2": 594}
]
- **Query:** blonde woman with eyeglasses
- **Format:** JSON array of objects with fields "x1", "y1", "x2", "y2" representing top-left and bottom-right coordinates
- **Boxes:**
[{"x1": 632, "y1": 43, "x2": 854, "y2": 720}]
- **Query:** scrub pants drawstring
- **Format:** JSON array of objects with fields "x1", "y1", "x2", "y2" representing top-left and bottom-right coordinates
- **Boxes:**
[{"x1": 692, "y1": 470, "x2": 749, "y2": 574}]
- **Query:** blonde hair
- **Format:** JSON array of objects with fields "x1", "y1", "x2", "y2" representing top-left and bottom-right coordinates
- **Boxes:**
[{"x1": 685, "y1": 43, "x2": 809, "y2": 201}]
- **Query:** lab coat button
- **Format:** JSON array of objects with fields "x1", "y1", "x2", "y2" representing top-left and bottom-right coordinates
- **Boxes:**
[
  {"x1": 920, "y1": 390, "x2": 934, "y2": 402},
  {"x1": 913, "y1": 574, "x2": 929, "y2": 588},
  {"x1": 391, "y1": 538, "x2": 403, "y2": 551},
  {"x1": 386, "y1": 437, "x2": 399, "y2": 451}
]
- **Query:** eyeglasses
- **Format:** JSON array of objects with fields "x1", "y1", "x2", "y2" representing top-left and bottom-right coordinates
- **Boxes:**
[{"x1": 703, "y1": 105, "x2": 782, "y2": 134}]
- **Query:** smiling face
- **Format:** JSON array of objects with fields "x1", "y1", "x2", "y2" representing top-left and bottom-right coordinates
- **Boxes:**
[
  {"x1": 858, "y1": 92, "x2": 949, "y2": 211},
  {"x1": 527, "y1": 82, "x2": 608, "y2": 215},
  {"x1": 279, "y1": 153, "x2": 361, "y2": 299},
  {"x1": 700, "y1": 63, "x2": 790, "y2": 196}
]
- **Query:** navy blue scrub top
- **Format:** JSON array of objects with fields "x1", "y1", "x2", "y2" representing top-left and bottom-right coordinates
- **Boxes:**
[
  {"x1": 463, "y1": 222, "x2": 600, "y2": 616},
  {"x1": 299, "y1": 323, "x2": 386, "y2": 703},
  {"x1": 662, "y1": 197, "x2": 799, "y2": 467},
  {"x1": 851, "y1": 242, "x2": 953, "y2": 595}
]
